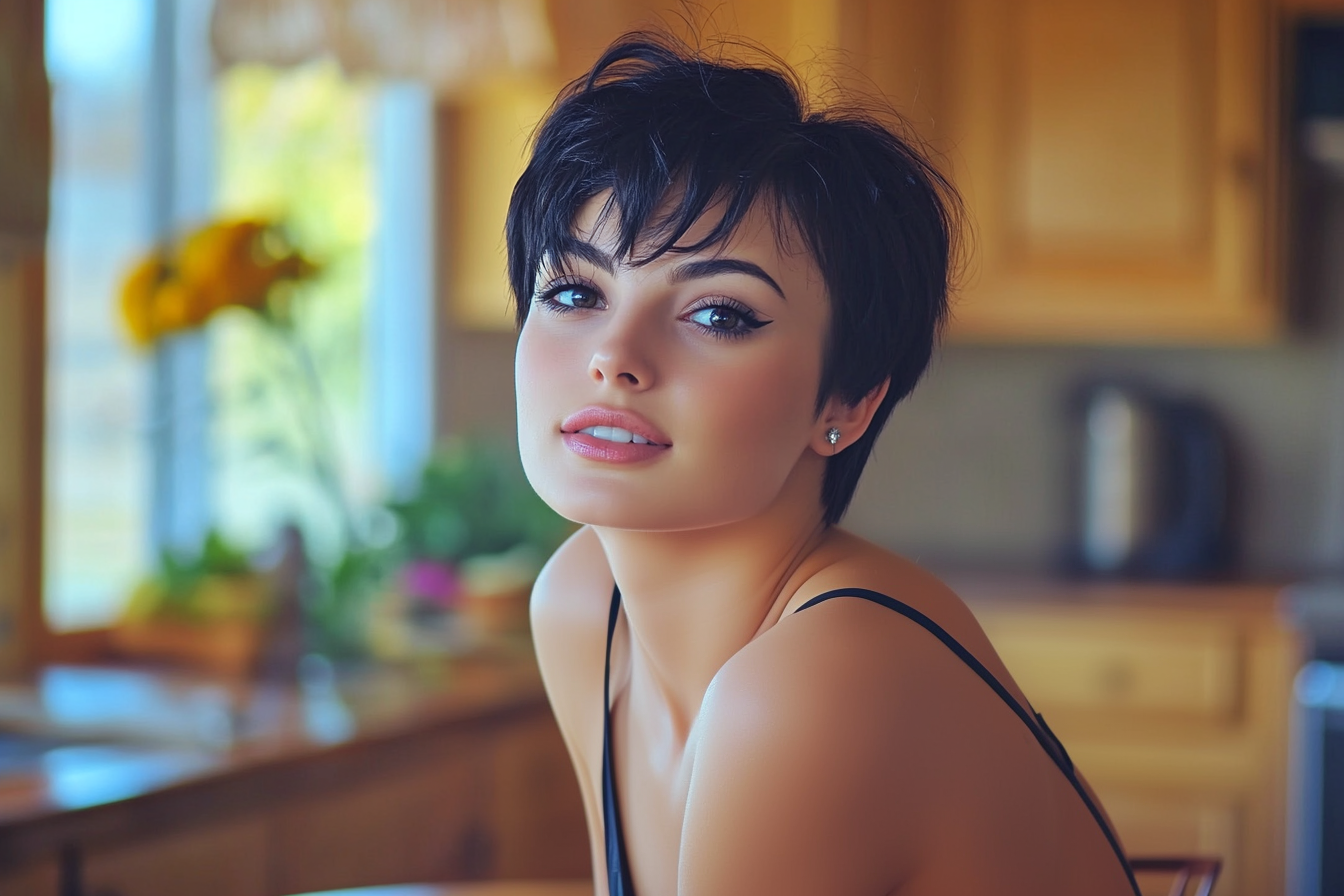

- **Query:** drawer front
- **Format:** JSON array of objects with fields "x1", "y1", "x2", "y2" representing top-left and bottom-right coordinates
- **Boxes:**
[{"x1": 978, "y1": 615, "x2": 1242, "y2": 724}]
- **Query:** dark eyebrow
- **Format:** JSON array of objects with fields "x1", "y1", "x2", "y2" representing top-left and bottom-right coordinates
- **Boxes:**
[
  {"x1": 548, "y1": 238, "x2": 615, "y2": 275},
  {"x1": 669, "y1": 258, "x2": 786, "y2": 300},
  {"x1": 547, "y1": 240, "x2": 786, "y2": 301}
]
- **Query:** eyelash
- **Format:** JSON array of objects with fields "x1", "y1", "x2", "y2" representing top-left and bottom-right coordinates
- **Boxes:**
[{"x1": 533, "y1": 279, "x2": 771, "y2": 342}]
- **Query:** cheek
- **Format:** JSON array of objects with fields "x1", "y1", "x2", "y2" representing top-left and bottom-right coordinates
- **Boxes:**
[
  {"x1": 706, "y1": 355, "x2": 814, "y2": 445},
  {"x1": 514, "y1": 325, "x2": 573, "y2": 493},
  {"x1": 676, "y1": 343, "x2": 822, "y2": 494}
]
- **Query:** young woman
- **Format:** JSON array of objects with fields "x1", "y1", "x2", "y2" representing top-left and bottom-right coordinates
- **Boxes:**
[{"x1": 507, "y1": 34, "x2": 1140, "y2": 896}]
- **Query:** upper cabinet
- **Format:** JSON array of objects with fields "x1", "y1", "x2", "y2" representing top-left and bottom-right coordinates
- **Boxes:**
[
  {"x1": 918, "y1": 0, "x2": 1281, "y2": 342},
  {"x1": 791, "y1": 0, "x2": 1284, "y2": 343}
]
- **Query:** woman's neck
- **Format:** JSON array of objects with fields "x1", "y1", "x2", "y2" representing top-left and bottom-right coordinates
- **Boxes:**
[{"x1": 591, "y1": 454, "x2": 834, "y2": 734}]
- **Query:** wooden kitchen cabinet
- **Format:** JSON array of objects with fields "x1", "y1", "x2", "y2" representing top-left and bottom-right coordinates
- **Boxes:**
[
  {"x1": 485, "y1": 713, "x2": 590, "y2": 881},
  {"x1": 270, "y1": 712, "x2": 587, "y2": 894},
  {"x1": 270, "y1": 730, "x2": 494, "y2": 894},
  {"x1": 80, "y1": 817, "x2": 270, "y2": 896},
  {"x1": 930, "y1": 0, "x2": 1282, "y2": 342},
  {"x1": 965, "y1": 583, "x2": 1299, "y2": 896},
  {"x1": 0, "y1": 858, "x2": 58, "y2": 895}
]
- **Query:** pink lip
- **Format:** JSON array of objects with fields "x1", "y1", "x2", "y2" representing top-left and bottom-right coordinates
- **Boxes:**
[
  {"x1": 560, "y1": 406, "x2": 672, "y2": 464},
  {"x1": 560, "y1": 407, "x2": 672, "y2": 446}
]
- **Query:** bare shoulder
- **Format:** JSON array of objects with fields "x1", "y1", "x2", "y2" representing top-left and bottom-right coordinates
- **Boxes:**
[
  {"x1": 530, "y1": 525, "x2": 612, "y2": 728},
  {"x1": 682, "y1": 531, "x2": 1133, "y2": 894},
  {"x1": 699, "y1": 551, "x2": 975, "y2": 808},
  {"x1": 784, "y1": 527, "x2": 1033, "y2": 709},
  {"x1": 681, "y1": 555, "x2": 977, "y2": 893},
  {"x1": 703, "y1": 528, "x2": 1013, "y2": 757}
]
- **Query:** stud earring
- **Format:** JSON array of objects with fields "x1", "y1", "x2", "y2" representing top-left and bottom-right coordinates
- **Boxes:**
[{"x1": 825, "y1": 427, "x2": 840, "y2": 449}]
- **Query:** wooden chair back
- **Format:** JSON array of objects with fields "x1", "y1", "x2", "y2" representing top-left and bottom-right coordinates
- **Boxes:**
[
  {"x1": 290, "y1": 857, "x2": 1224, "y2": 896},
  {"x1": 1130, "y1": 856, "x2": 1222, "y2": 896},
  {"x1": 290, "y1": 882, "x2": 590, "y2": 896}
]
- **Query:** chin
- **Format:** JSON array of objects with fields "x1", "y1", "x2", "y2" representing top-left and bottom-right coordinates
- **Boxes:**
[{"x1": 525, "y1": 461, "x2": 783, "y2": 534}]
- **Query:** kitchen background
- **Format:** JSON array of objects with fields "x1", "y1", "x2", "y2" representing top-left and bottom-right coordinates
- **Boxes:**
[
  {"x1": 2, "y1": 0, "x2": 1344, "y2": 895},
  {"x1": 440, "y1": 18, "x2": 1344, "y2": 581}
]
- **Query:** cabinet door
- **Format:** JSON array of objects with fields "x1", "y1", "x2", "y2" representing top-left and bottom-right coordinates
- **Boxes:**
[
  {"x1": 0, "y1": 857, "x2": 59, "y2": 896},
  {"x1": 269, "y1": 733, "x2": 492, "y2": 894},
  {"x1": 941, "y1": 0, "x2": 1279, "y2": 341},
  {"x1": 80, "y1": 817, "x2": 269, "y2": 896},
  {"x1": 486, "y1": 713, "x2": 589, "y2": 881}
]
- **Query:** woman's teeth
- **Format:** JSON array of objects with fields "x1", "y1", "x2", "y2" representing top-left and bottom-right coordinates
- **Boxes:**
[{"x1": 580, "y1": 425, "x2": 652, "y2": 445}]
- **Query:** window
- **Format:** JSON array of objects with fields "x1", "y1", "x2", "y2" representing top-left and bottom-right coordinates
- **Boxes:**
[
  {"x1": 43, "y1": 0, "x2": 156, "y2": 631},
  {"x1": 213, "y1": 64, "x2": 435, "y2": 564},
  {"x1": 43, "y1": 0, "x2": 435, "y2": 634}
]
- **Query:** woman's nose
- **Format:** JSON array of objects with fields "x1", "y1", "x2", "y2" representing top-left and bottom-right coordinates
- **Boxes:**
[{"x1": 588, "y1": 312, "x2": 656, "y2": 390}]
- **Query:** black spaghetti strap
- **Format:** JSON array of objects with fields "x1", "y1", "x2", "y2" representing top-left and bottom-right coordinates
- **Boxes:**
[
  {"x1": 603, "y1": 584, "x2": 636, "y2": 896},
  {"x1": 794, "y1": 588, "x2": 1142, "y2": 896}
]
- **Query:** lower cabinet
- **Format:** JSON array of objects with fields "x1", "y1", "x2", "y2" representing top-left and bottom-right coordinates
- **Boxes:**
[
  {"x1": 968, "y1": 585, "x2": 1298, "y2": 896},
  {"x1": 485, "y1": 714, "x2": 591, "y2": 882},
  {"x1": 0, "y1": 859, "x2": 59, "y2": 896},
  {"x1": 81, "y1": 817, "x2": 271, "y2": 896},
  {"x1": 269, "y1": 730, "x2": 494, "y2": 894}
]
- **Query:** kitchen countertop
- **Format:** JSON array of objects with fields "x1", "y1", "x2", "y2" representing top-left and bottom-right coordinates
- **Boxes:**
[
  {"x1": 0, "y1": 651, "x2": 550, "y2": 872},
  {"x1": 1281, "y1": 579, "x2": 1344, "y2": 656},
  {"x1": 944, "y1": 572, "x2": 1293, "y2": 613}
]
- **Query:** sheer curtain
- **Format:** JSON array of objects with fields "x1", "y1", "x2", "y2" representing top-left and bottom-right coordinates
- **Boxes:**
[{"x1": 209, "y1": 0, "x2": 555, "y2": 95}]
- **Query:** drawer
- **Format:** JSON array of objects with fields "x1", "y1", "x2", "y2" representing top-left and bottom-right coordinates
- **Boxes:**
[{"x1": 977, "y1": 614, "x2": 1242, "y2": 724}]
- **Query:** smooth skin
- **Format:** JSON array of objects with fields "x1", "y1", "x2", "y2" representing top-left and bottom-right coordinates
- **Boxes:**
[{"x1": 516, "y1": 195, "x2": 1134, "y2": 896}]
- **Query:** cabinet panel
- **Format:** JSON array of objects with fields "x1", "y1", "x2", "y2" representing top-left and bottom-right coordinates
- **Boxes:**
[
  {"x1": 270, "y1": 736, "x2": 491, "y2": 894},
  {"x1": 81, "y1": 817, "x2": 269, "y2": 896},
  {"x1": 487, "y1": 713, "x2": 589, "y2": 881},
  {"x1": 942, "y1": 0, "x2": 1278, "y2": 341},
  {"x1": 1014, "y1": 0, "x2": 1209, "y2": 255},
  {"x1": 0, "y1": 858, "x2": 59, "y2": 896}
]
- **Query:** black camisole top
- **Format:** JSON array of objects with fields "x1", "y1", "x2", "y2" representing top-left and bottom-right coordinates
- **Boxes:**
[{"x1": 600, "y1": 585, "x2": 1143, "y2": 896}]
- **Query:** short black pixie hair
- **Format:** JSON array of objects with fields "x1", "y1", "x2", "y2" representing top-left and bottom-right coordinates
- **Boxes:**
[{"x1": 507, "y1": 34, "x2": 960, "y2": 525}]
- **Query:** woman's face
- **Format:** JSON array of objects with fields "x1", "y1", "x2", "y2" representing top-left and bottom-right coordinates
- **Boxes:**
[{"x1": 515, "y1": 194, "x2": 833, "y2": 532}]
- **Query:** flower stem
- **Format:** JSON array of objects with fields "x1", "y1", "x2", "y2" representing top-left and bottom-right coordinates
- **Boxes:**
[{"x1": 265, "y1": 318, "x2": 362, "y2": 550}]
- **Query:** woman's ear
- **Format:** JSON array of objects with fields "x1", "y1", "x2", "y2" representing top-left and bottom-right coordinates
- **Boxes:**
[{"x1": 814, "y1": 379, "x2": 891, "y2": 456}]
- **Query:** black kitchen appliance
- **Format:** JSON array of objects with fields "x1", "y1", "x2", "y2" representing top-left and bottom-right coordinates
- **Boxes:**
[{"x1": 1067, "y1": 382, "x2": 1234, "y2": 579}]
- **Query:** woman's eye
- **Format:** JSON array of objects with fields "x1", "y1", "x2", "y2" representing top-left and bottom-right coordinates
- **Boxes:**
[
  {"x1": 689, "y1": 306, "x2": 740, "y2": 329},
  {"x1": 538, "y1": 284, "x2": 602, "y2": 312},
  {"x1": 686, "y1": 303, "x2": 770, "y2": 338}
]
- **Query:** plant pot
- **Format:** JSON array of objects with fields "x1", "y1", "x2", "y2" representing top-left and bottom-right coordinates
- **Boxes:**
[{"x1": 111, "y1": 617, "x2": 264, "y2": 678}]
